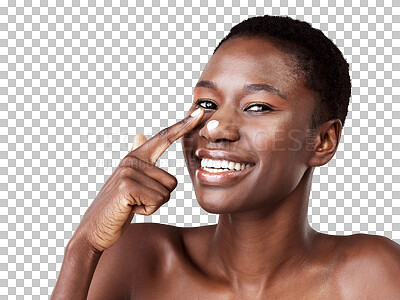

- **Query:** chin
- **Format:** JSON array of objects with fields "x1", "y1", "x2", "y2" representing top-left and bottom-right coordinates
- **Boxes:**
[
  {"x1": 198, "y1": 202, "x2": 232, "y2": 215},
  {"x1": 195, "y1": 192, "x2": 241, "y2": 214}
]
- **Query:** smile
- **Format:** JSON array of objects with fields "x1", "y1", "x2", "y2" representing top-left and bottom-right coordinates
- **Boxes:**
[
  {"x1": 200, "y1": 158, "x2": 253, "y2": 173},
  {"x1": 195, "y1": 158, "x2": 256, "y2": 185}
]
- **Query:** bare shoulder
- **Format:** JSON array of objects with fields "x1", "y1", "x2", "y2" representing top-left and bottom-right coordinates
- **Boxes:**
[
  {"x1": 334, "y1": 233, "x2": 400, "y2": 299},
  {"x1": 88, "y1": 222, "x2": 183, "y2": 299}
]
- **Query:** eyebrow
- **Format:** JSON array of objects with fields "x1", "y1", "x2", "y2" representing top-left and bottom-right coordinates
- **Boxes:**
[{"x1": 194, "y1": 80, "x2": 287, "y2": 101}]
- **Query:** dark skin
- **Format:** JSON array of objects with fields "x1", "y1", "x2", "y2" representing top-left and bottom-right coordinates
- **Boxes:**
[{"x1": 53, "y1": 37, "x2": 400, "y2": 299}]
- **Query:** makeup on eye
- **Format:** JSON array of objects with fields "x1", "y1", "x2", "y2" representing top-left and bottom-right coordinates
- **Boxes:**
[
  {"x1": 245, "y1": 103, "x2": 274, "y2": 112},
  {"x1": 194, "y1": 99, "x2": 275, "y2": 112}
]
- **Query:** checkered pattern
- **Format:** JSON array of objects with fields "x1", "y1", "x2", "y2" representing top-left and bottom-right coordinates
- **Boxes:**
[{"x1": 1, "y1": 0, "x2": 399, "y2": 298}]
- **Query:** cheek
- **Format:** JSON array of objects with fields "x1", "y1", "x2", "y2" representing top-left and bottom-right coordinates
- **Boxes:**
[
  {"x1": 250, "y1": 122, "x2": 311, "y2": 154},
  {"x1": 251, "y1": 126, "x2": 295, "y2": 152}
]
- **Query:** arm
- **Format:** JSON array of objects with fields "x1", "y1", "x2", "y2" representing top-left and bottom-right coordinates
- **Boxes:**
[
  {"x1": 52, "y1": 223, "x2": 141, "y2": 300},
  {"x1": 87, "y1": 222, "x2": 177, "y2": 299},
  {"x1": 51, "y1": 237, "x2": 102, "y2": 299},
  {"x1": 51, "y1": 110, "x2": 205, "y2": 299}
]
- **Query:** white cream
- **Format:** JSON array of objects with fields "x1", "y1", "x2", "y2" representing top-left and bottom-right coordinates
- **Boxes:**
[{"x1": 207, "y1": 120, "x2": 219, "y2": 131}]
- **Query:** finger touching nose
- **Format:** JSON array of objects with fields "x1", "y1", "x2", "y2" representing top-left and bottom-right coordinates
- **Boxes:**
[{"x1": 132, "y1": 108, "x2": 205, "y2": 164}]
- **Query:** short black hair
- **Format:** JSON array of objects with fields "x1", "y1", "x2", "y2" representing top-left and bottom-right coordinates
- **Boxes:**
[{"x1": 214, "y1": 15, "x2": 351, "y2": 129}]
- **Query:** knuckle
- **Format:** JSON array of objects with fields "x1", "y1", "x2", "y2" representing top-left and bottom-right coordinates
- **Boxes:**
[
  {"x1": 120, "y1": 156, "x2": 131, "y2": 168},
  {"x1": 120, "y1": 155, "x2": 140, "y2": 169},
  {"x1": 157, "y1": 188, "x2": 169, "y2": 204},
  {"x1": 139, "y1": 205, "x2": 152, "y2": 216},
  {"x1": 117, "y1": 177, "x2": 132, "y2": 192},
  {"x1": 163, "y1": 193, "x2": 171, "y2": 203},
  {"x1": 144, "y1": 208, "x2": 153, "y2": 216},
  {"x1": 118, "y1": 166, "x2": 133, "y2": 177},
  {"x1": 161, "y1": 187, "x2": 170, "y2": 200},
  {"x1": 131, "y1": 192, "x2": 141, "y2": 206},
  {"x1": 155, "y1": 192, "x2": 165, "y2": 204},
  {"x1": 126, "y1": 191, "x2": 138, "y2": 206},
  {"x1": 158, "y1": 128, "x2": 169, "y2": 139},
  {"x1": 167, "y1": 176, "x2": 178, "y2": 191},
  {"x1": 179, "y1": 117, "x2": 190, "y2": 127},
  {"x1": 158, "y1": 127, "x2": 174, "y2": 144}
]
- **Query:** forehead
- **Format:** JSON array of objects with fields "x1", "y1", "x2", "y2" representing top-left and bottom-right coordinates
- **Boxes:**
[{"x1": 200, "y1": 37, "x2": 303, "y2": 96}]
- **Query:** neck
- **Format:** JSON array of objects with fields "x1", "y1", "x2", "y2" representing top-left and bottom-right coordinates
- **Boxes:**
[{"x1": 206, "y1": 167, "x2": 318, "y2": 292}]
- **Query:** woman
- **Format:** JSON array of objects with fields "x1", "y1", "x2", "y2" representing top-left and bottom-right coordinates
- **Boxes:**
[{"x1": 52, "y1": 15, "x2": 400, "y2": 299}]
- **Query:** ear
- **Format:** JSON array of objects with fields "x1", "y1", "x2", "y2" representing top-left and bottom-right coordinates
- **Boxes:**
[{"x1": 307, "y1": 119, "x2": 342, "y2": 167}]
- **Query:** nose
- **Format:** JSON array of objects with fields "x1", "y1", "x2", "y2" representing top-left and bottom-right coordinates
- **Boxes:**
[{"x1": 199, "y1": 110, "x2": 240, "y2": 143}]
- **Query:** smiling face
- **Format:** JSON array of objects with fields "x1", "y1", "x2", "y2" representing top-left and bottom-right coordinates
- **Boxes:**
[{"x1": 181, "y1": 36, "x2": 319, "y2": 214}]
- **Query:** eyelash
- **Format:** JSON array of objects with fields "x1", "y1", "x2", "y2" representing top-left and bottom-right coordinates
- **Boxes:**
[{"x1": 195, "y1": 99, "x2": 274, "y2": 112}]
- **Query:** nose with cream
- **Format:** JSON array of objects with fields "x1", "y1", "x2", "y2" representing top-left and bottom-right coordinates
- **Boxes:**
[{"x1": 207, "y1": 120, "x2": 219, "y2": 131}]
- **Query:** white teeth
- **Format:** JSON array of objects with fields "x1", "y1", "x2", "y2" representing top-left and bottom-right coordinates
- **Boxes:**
[
  {"x1": 200, "y1": 158, "x2": 253, "y2": 172},
  {"x1": 202, "y1": 167, "x2": 231, "y2": 173},
  {"x1": 221, "y1": 160, "x2": 228, "y2": 168},
  {"x1": 212, "y1": 160, "x2": 218, "y2": 168},
  {"x1": 201, "y1": 159, "x2": 206, "y2": 167}
]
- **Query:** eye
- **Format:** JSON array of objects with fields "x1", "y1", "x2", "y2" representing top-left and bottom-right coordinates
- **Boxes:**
[
  {"x1": 195, "y1": 99, "x2": 218, "y2": 110},
  {"x1": 245, "y1": 103, "x2": 274, "y2": 112}
]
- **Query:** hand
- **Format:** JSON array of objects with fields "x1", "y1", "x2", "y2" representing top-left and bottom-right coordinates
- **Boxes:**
[{"x1": 71, "y1": 108, "x2": 204, "y2": 253}]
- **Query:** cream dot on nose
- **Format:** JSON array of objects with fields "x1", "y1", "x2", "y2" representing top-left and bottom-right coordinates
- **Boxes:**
[{"x1": 207, "y1": 120, "x2": 219, "y2": 131}]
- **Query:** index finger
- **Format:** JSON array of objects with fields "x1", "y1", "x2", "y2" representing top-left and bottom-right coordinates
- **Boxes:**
[{"x1": 132, "y1": 108, "x2": 204, "y2": 164}]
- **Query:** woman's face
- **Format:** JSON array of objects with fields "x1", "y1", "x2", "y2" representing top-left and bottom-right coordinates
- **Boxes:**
[{"x1": 182, "y1": 36, "x2": 317, "y2": 214}]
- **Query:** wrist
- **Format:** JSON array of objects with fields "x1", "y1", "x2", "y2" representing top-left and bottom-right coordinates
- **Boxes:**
[{"x1": 67, "y1": 234, "x2": 103, "y2": 259}]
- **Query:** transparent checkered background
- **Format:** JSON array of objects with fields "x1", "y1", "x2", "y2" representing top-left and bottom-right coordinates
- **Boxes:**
[{"x1": 0, "y1": 0, "x2": 399, "y2": 298}]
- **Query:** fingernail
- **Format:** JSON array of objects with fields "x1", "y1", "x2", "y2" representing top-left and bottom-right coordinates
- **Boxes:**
[
  {"x1": 190, "y1": 108, "x2": 202, "y2": 118},
  {"x1": 131, "y1": 136, "x2": 139, "y2": 151},
  {"x1": 207, "y1": 120, "x2": 219, "y2": 131}
]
